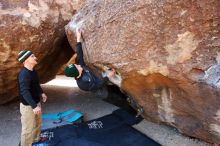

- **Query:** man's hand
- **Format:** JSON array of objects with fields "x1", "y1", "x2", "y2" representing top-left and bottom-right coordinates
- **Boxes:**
[
  {"x1": 33, "y1": 106, "x2": 41, "y2": 115},
  {"x1": 107, "y1": 69, "x2": 116, "y2": 78},
  {"x1": 41, "y1": 93, "x2": 47, "y2": 103},
  {"x1": 76, "y1": 28, "x2": 82, "y2": 42}
]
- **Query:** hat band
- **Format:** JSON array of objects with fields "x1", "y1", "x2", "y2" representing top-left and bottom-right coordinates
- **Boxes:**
[{"x1": 18, "y1": 51, "x2": 32, "y2": 62}]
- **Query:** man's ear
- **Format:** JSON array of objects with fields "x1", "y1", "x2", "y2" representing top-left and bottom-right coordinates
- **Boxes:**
[{"x1": 23, "y1": 59, "x2": 27, "y2": 64}]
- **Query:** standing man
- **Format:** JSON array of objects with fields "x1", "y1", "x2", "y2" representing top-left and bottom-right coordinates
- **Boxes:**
[
  {"x1": 64, "y1": 28, "x2": 115, "y2": 97},
  {"x1": 17, "y1": 50, "x2": 47, "y2": 146}
]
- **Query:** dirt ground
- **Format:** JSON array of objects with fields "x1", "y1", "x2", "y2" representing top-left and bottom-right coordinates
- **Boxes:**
[{"x1": 0, "y1": 76, "x2": 212, "y2": 146}]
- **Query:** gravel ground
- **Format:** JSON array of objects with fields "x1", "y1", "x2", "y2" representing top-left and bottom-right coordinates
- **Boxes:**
[{"x1": 0, "y1": 75, "x2": 212, "y2": 146}]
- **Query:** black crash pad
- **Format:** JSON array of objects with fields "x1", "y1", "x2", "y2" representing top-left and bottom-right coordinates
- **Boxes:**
[{"x1": 34, "y1": 109, "x2": 161, "y2": 146}]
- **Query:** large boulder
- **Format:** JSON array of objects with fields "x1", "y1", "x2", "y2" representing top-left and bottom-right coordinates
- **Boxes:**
[
  {"x1": 66, "y1": 0, "x2": 220, "y2": 144},
  {"x1": 0, "y1": 0, "x2": 84, "y2": 104}
]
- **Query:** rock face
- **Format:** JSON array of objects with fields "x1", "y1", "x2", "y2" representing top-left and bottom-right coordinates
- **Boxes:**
[
  {"x1": 0, "y1": 0, "x2": 84, "y2": 104},
  {"x1": 66, "y1": 0, "x2": 220, "y2": 144}
]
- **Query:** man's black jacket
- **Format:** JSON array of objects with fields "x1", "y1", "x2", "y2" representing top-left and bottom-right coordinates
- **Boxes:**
[
  {"x1": 17, "y1": 67, "x2": 43, "y2": 108},
  {"x1": 75, "y1": 42, "x2": 108, "y2": 91}
]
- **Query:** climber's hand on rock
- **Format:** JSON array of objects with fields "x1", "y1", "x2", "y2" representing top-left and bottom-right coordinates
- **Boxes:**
[
  {"x1": 107, "y1": 69, "x2": 116, "y2": 78},
  {"x1": 76, "y1": 28, "x2": 82, "y2": 42}
]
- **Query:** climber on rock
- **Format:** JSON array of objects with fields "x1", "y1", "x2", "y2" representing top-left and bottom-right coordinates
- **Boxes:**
[{"x1": 64, "y1": 28, "x2": 116, "y2": 98}]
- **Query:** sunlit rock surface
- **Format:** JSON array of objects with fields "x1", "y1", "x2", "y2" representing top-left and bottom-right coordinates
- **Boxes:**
[
  {"x1": 66, "y1": 0, "x2": 220, "y2": 144},
  {"x1": 0, "y1": 0, "x2": 84, "y2": 104}
]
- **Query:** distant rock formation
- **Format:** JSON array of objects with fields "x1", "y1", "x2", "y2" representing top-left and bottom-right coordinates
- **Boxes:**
[
  {"x1": 0, "y1": 0, "x2": 84, "y2": 104},
  {"x1": 66, "y1": 0, "x2": 220, "y2": 144}
]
